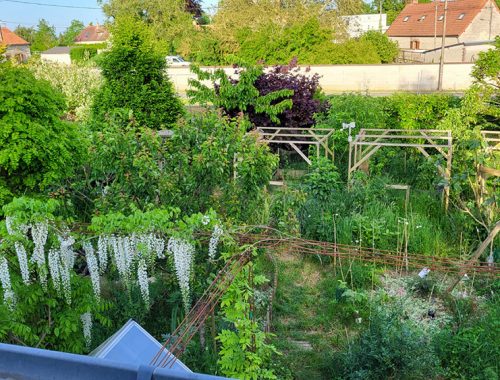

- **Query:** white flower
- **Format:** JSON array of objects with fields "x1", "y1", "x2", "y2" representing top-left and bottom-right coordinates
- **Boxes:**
[
  {"x1": 0, "y1": 256, "x2": 15, "y2": 309},
  {"x1": 97, "y1": 235, "x2": 108, "y2": 274},
  {"x1": 201, "y1": 215, "x2": 211, "y2": 226},
  {"x1": 137, "y1": 258, "x2": 149, "y2": 306},
  {"x1": 48, "y1": 248, "x2": 62, "y2": 294},
  {"x1": 5, "y1": 216, "x2": 14, "y2": 235},
  {"x1": 14, "y1": 242, "x2": 30, "y2": 285},
  {"x1": 208, "y1": 225, "x2": 223, "y2": 260},
  {"x1": 167, "y1": 237, "x2": 195, "y2": 312},
  {"x1": 31, "y1": 222, "x2": 48, "y2": 278},
  {"x1": 80, "y1": 312, "x2": 92, "y2": 349},
  {"x1": 58, "y1": 234, "x2": 76, "y2": 270},
  {"x1": 83, "y1": 242, "x2": 100, "y2": 302}
]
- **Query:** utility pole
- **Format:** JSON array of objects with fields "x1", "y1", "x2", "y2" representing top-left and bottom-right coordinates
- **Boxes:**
[
  {"x1": 437, "y1": 0, "x2": 449, "y2": 91},
  {"x1": 433, "y1": 1, "x2": 438, "y2": 48}
]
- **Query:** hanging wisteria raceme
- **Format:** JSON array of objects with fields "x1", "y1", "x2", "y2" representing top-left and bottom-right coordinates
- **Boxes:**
[
  {"x1": 31, "y1": 221, "x2": 49, "y2": 287},
  {"x1": 80, "y1": 312, "x2": 92, "y2": 350},
  {"x1": 48, "y1": 248, "x2": 62, "y2": 294},
  {"x1": 14, "y1": 242, "x2": 30, "y2": 285},
  {"x1": 167, "y1": 237, "x2": 195, "y2": 312},
  {"x1": 83, "y1": 242, "x2": 100, "y2": 302},
  {"x1": 208, "y1": 225, "x2": 223, "y2": 260},
  {"x1": 137, "y1": 258, "x2": 149, "y2": 307},
  {"x1": 97, "y1": 235, "x2": 108, "y2": 275},
  {"x1": 0, "y1": 256, "x2": 15, "y2": 310},
  {"x1": 5, "y1": 216, "x2": 14, "y2": 236},
  {"x1": 58, "y1": 234, "x2": 76, "y2": 270}
]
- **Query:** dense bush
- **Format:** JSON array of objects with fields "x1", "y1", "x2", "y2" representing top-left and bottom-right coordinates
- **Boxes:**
[
  {"x1": 434, "y1": 299, "x2": 500, "y2": 379},
  {"x1": 70, "y1": 46, "x2": 98, "y2": 63},
  {"x1": 0, "y1": 64, "x2": 86, "y2": 212},
  {"x1": 359, "y1": 30, "x2": 399, "y2": 63},
  {"x1": 91, "y1": 17, "x2": 183, "y2": 130},
  {"x1": 189, "y1": 61, "x2": 328, "y2": 130},
  {"x1": 331, "y1": 307, "x2": 440, "y2": 379},
  {"x1": 28, "y1": 59, "x2": 102, "y2": 121}
]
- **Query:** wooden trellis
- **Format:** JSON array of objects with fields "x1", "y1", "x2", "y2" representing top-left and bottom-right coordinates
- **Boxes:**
[
  {"x1": 481, "y1": 130, "x2": 500, "y2": 152},
  {"x1": 348, "y1": 129, "x2": 453, "y2": 209},
  {"x1": 256, "y1": 127, "x2": 335, "y2": 165}
]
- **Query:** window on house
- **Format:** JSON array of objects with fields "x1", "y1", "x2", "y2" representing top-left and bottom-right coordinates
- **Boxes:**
[
  {"x1": 418, "y1": 15, "x2": 426, "y2": 21},
  {"x1": 410, "y1": 40, "x2": 421, "y2": 49},
  {"x1": 438, "y1": 14, "x2": 444, "y2": 21},
  {"x1": 457, "y1": 13, "x2": 465, "y2": 20},
  {"x1": 403, "y1": 16, "x2": 410, "y2": 22}
]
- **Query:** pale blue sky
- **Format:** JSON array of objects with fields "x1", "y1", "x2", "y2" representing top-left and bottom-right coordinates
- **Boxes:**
[{"x1": 0, "y1": 0, "x2": 219, "y2": 32}]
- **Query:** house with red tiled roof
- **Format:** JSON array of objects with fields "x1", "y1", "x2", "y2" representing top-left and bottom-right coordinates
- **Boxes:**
[
  {"x1": 386, "y1": 0, "x2": 500, "y2": 62},
  {"x1": 0, "y1": 27, "x2": 31, "y2": 61},
  {"x1": 75, "y1": 24, "x2": 109, "y2": 45}
]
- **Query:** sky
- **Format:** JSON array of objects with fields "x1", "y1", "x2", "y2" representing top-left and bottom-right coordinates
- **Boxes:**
[{"x1": 0, "y1": 0, "x2": 219, "y2": 33}]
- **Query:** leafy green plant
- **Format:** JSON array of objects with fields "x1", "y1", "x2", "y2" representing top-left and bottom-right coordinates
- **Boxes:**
[
  {"x1": 70, "y1": 46, "x2": 98, "y2": 63},
  {"x1": 217, "y1": 258, "x2": 278, "y2": 379},
  {"x1": 0, "y1": 64, "x2": 87, "y2": 212},
  {"x1": 359, "y1": 31, "x2": 399, "y2": 63},
  {"x1": 303, "y1": 157, "x2": 341, "y2": 201},
  {"x1": 91, "y1": 17, "x2": 183, "y2": 130},
  {"x1": 188, "y1": 63, "x2": 293, "y2": 125},
  {"x1": 331, "y1": 307, "x2": 440, "y2": 379}
]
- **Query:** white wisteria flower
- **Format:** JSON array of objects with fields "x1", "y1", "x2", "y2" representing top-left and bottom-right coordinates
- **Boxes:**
[
  {"x1": 0, "y1": 256, "x2": 15, "y2": 309},
  {"x1": 48, "y1": 248, "x2": 62, "y2": 294},
  {"x1": 97, "y1": 235, "x2": 109, "y2": 274},
  {"x1": 80, "y1": 312, "x2": 92, "y2": 349},
  {"x1": 83, "y1": 242, "x2": 100, "y2": 302},
  {"x1": 14, "y1": 242, "x2": 30, "y2": 285},
  {"x1": 208, "y1": 225, "x2": 223, "y2": 260},
  {"x1": 167, "y1": 237, "x2": 195, "y2": 312},
  {"x1": 137, "y1": 258, "x2": 150, "y2": 306}
]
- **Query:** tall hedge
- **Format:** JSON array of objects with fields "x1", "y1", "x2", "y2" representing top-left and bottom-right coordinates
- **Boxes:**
[{"x1": 91, "y1": 17, "x2": 183, "y2": 130}]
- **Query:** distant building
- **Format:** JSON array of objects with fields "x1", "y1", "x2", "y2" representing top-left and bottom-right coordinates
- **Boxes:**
[
  {"x1": 40, "y1": 46, "x2": 72, "y2": 65},
  {"x1": 386, "y1": 0, "x2": 500, "y2": 62},
  {"x1": 0, "y1": 27, "x2": 31, "y2": 61},
  {"x1": 343, "y1": 14, "x2": 389, "y2": 38},
  {"x1": 75, "y1": 24, "x2": 109, "y2": 45}
]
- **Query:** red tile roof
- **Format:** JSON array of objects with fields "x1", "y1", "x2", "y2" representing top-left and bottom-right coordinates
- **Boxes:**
[
  {"x1": 386, "y1": 0, "x2": 495, "y2": 37},
  {"x1": 0, "y1": 27, "x2": 29, "y2": 46},
  {"x1": 75, "y1": 25, "x2": 109, "y2": 43}
]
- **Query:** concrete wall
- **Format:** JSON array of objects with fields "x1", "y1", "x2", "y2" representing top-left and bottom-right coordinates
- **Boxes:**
[
  {"x1": 420, "y1": 43, "x2": 494, "y2": 63},
  {"x1": 167, "y1": 63, "x2": 474, "y2": 96},
  {"x1": 41, "y1": 53, "x2": 71, "y2": 65},
  {"x1": 391, "y1": 36, "x2": 460, "y2": 50}
]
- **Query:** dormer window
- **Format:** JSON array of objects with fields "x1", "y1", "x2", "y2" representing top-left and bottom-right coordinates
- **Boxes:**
[
  {"x1": 403, "y1": 16, "x2": 410, "y2": 22},
  {"x1": 438, "y1": 14, "x2": 444, "y2": 21},
  {"x1": 457, "y1": 13, "x2": 465, "y2": 20},
  {"x1": 418, "y1": 15, "x2": 426, "y2": 21}
]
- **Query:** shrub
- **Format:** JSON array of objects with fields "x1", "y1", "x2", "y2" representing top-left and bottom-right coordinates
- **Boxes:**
[
  {"x1": 434, "y1": 300, "x2": 500, "y2": 379},
  {"x1": 70, "y1": 46, "x2": 98, "y2": 63},
  {"x1": 331, "y1": 307, "x2": 440, "y2": 379},
  {"x1": 28, "y1": 58, "x2": 102, "y2": 121},
  {"x1": 360, "y1": 31, "x2": 399, "y2": 63},
  {"x1": 0, "y1": 64, "x2": 86, "y2": 211},
  {"x1": 91, "y1": 17, "x2": 183, "y2": 130}
]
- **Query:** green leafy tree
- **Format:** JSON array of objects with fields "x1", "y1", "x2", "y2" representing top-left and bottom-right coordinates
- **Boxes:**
[
  {"x1": 58, "y1": 20, "x2": 85, "y2": 46},
  {"x1": 13, "y1": 26, "x2": 35, "y2": 44},
  {"x1": 91, "y1": 17, "x2": 183, "y2": 130},
  {"x1": 360, "y1": 30, "x2": 399, "y2": 63},
  {"x1": 100, "y1": 0, "x2": 196, "y2": 54},
  {"x1": 0, "y1": 64, "x2": 87, "y2": 211},
  {"x1": 31, "y1": 19, "x2": 58, "y2": 52},
  {"x1": 188, "y1": 64, "x2": 293, "y2": 125}
]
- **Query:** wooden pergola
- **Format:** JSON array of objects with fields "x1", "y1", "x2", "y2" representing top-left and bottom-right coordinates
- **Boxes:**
[
  {"x1": 256, "y1": 127, "x2": 335, "y2": 165},
  {"x1": 481, "y1": 130, "x2": 500, "y2": 152},
  {"x1": 348, "y1": 129, "x2": 453, "y2": 209}
]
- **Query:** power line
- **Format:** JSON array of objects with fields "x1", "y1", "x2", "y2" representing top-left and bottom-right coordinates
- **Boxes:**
[
  {"x1": 0, "y1": 0, "x2": 101, "y2": 10},
  {"x1": 0, "y1": 19, "x2": 71, "y2": 29}
]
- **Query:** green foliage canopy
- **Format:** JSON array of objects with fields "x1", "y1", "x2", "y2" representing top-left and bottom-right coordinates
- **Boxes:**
[
  {"x1": 91, "y1": 17, "x2": 183, "y2": 130},
  {"x1": 0, "y1": 64, "x2": 86, "y2": 210}
]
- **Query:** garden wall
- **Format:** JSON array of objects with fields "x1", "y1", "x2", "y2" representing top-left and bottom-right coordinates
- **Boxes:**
[{"x1": 167, "y1": 63, "x2": 474, "y2": 95}]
